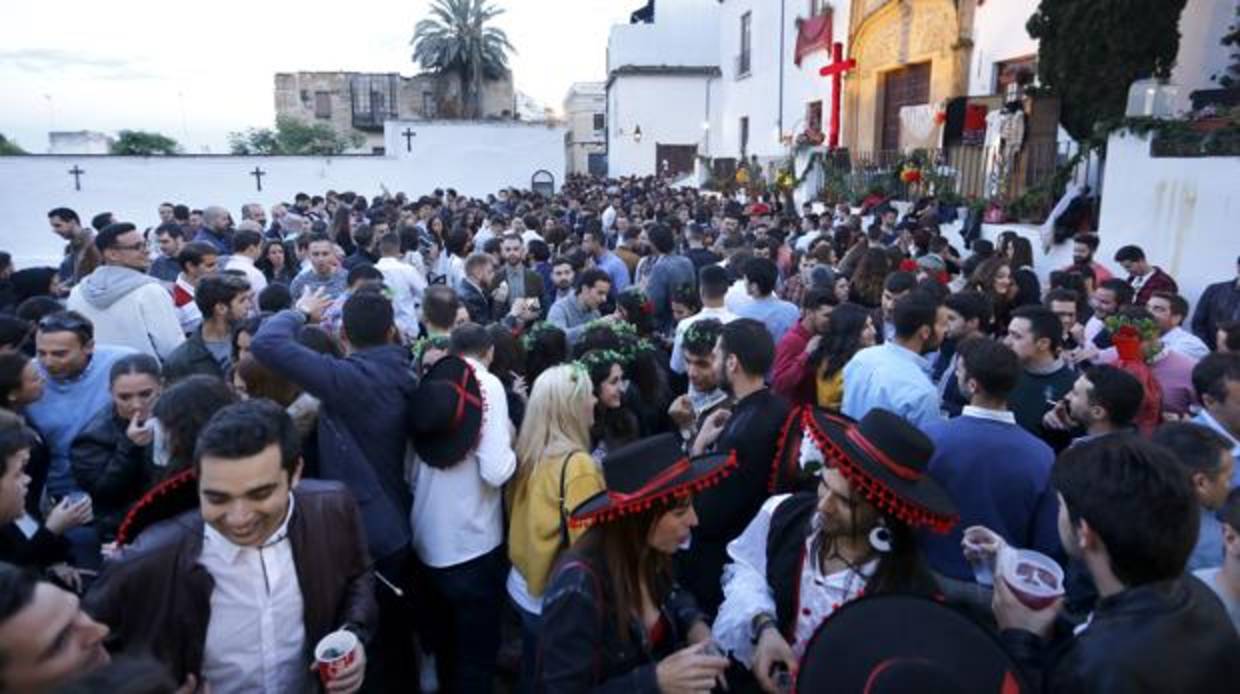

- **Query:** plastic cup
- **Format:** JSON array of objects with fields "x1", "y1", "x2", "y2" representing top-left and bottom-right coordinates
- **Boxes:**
[
  {"x1": 314, "y1": 630, "x2": 358, "y2": 684},
  {"x1": 961, "y1": 526, "x2": 1004, "y2": 587},
  {"x1": 999, "y1": 548, "x2": 1065, "y2": 610}
]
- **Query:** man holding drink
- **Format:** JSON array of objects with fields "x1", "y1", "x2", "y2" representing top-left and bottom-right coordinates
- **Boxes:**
[{"x1": 84, "y1": 400, "x2": 376, "y2": 693}]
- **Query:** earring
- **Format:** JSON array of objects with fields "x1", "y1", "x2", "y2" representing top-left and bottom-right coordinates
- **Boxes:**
[{"x1": 868, "y1": 524, "x2": 892, "y2": 553}]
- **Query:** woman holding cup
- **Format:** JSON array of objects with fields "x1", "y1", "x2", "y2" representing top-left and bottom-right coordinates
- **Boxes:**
[{"x1": 538, "y1": 433, "x2": 734, "y2": 692}]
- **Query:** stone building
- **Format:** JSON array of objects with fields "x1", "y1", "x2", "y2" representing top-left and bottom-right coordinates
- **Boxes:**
[
  {"x1": 563, "y1": 82, "x2": 607, "y2": 176},
  {"x1": 274, "y1": 70, "x2": 517, "y2": 153}
]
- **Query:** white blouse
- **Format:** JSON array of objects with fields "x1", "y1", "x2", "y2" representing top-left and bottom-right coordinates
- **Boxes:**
[{"x1": 712, "y1": 494, "x2": 875, "y2": 667}]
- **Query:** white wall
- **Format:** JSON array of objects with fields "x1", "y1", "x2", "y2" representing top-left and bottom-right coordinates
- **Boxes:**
[
  {"x1": 607, "y1": 0, "x2": 721, "y2": 70},
  {"x1": 1, "y1": 123, "x2": 567, "y2": 268},
  {"x1": 1170, "y1": 0, "x2": 1236, "y2": 112},
  {"x1": 607, "y1": 74, "x2": 714, "y2": 177},
  {"x1": 714, "y1": 0, "x2": 852, "y2": 161},
  {"x1": 1097, "y1": 131, "x2": 1240, "y2": 308},
  {"x1": 967, "y1": 0, "x2": 1040, "y2": 96}
]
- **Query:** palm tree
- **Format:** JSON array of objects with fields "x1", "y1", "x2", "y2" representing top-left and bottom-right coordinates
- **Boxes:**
[{"x1": 411, "y1": 0, "x2": 515, "y2": 119}]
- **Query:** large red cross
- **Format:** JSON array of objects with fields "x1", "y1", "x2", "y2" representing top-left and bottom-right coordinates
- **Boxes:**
[{"x1": 818, "y1": 42, "x2": 856, "y2": 149}]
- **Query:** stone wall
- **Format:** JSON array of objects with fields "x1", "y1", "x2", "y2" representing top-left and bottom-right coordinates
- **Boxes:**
[{"x1": 844, "y1": 0, "x2": 971, "y2": 152}]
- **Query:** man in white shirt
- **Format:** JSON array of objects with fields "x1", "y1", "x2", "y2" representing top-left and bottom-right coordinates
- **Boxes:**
[
  {"x1": 1148, "y1": 291, "x2": 1209, "y2": 360},
  {"x1": 375, "y1": 232, "x2": 426, "y2": 342},
  {"x1": 409, "y1": 326, "x2": 516, "y2": 694},
  {"x1": 224, "y1": 226, "x2": 268, "y2": 299},
  {"x1": 85, "y1": 400, "x2": 375, "y2": 693},
  {"x1": 671, "y1": 265, "x2": 737, "y2": 374}
]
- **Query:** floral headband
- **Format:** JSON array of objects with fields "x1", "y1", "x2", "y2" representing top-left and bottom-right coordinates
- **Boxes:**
[{"x1": 520, "y1": 321, "x2": 564, "y2": 351}]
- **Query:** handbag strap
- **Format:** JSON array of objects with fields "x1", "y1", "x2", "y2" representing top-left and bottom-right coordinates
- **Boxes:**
[{"x1": 558, "y1": 451, "x2": 577, "y2": 548}]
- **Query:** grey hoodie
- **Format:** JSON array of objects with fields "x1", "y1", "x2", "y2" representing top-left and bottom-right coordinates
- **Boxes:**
[{"x1": 77, "y1": 265, "x2": 158, "y2": 309}]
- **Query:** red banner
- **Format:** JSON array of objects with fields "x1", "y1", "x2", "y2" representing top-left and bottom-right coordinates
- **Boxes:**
[{"x1": 795, "y1": 12, "x2": 832, "y2": 66}]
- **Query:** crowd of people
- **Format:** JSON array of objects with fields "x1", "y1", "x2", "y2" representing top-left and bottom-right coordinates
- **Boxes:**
[{"x1": 1, "y1": 175, "x2": 1240, "y2": 693}]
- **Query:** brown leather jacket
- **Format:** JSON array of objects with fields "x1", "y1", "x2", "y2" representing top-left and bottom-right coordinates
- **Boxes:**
[{"x1": 84, "y1": 479, "x2": 377, "y2": 684}]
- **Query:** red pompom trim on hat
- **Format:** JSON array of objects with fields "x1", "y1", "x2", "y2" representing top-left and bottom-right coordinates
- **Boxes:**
[{"x1": 570, "y1": 450, "x2": 739, "y2": 528}]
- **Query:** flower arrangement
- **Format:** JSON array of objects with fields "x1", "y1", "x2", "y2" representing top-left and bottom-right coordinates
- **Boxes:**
[
  {"x1": 899, "y1": 167, "x2": 923, "y2": 184},
  {"x1": 1105, "y1": 315, "x2": 1160, "y2": 362}
]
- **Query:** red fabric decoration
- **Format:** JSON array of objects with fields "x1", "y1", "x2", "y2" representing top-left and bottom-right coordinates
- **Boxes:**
[{"x1": 794, "y1": 12, "x2": 833, "y2": 66}]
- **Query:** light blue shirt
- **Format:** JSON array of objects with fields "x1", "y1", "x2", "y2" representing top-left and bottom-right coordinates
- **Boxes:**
[
  {"x1": 1194, "y1": 410, "x2": 1240, "y2": 487},
  {"x1": 842, "y1": 342, "x2": 944, "y2": 431},
  {"x1": 735, "y1": 295, "x2": 800, "y2": 344},
  {"x1": 595, "y1": 251, "x2": 631, "y2": 294},
  {"x1": 1188, "y1": 507, "x2": 1225, "y2": 572},
  {"x1": 27, "y1": 344, "x2": 136, "y2": 497}
]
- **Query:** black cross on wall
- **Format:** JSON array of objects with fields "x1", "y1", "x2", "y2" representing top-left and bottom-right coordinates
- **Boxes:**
[
  {"x1": 251, "y1": 167, "x2": 266, "y2": 192},
  {"x1": 69, "y1": 165, "x2": 84, "y2": 191},
  {"x1": 402, "y1": 128, "x2": 417, "y2": 153}
]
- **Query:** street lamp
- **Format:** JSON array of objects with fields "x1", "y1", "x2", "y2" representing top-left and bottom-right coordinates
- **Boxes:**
[{"x1": 633, "y1": 125, "x2": 643, "y2": 143}]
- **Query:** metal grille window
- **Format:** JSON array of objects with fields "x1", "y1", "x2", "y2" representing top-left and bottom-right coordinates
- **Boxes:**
[{"x1": 350, "y1": 74, "x2": 398, "y2": 130}]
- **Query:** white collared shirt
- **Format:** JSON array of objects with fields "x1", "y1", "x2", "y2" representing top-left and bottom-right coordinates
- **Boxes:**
[
  {"x1": 961, "y1": 405, "x2": 1018, "y2": 425},
  {"x1": 200, "y1": 496, "x2": 307, "y2": 694},
  {"x1": 713, "y1": 494, "x2": 875, "y2": 666}
]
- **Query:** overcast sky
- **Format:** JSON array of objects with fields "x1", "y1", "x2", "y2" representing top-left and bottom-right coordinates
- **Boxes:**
[{"x1": 0, "y1": 0, "x2": 634, "y2": 153}]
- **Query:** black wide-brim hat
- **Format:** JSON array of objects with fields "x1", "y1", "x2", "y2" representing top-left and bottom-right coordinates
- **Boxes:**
[
  {"x1": 769, "y1": 405, "x2": 855, "y2": 495},
  {"x1": 410, "y1": 355, "x2": 484, "y2": 469},
  {"x1": 796, "y1": 595, "x2": 1027, "y2": 694},
  {"x1": 570, "y1": 432, "x2": 736, "y2": 528},
  {"x1": 804, "y1": 407, "x2": 958, "y2": 533}
]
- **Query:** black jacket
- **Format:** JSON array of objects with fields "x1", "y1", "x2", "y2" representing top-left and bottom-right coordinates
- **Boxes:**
[
  {"x1": 1002, "y1": 576, "x2": 1240, "y2": 693},
  {"x1": 1192, "y1": 279, "x2": 1240, "y2": 349},
  {"x1": 162, "y1": 329, "x2": 224, "y2": 383},
  {"x1": 459, "y1": 279, "x2": 497, "y2": 324},
  {"x1": 70, "y1": 405, "x2": 153, "y2": 542},
  {"x1": 85, "y1": 480, "x2": 377, "y2": 684},
  {"x1": 0, "y1": 523, "x2": 69, "y2": 571},
  {"x1": 539, "y1": 548, "x2": 705, "y2": 694},
  {"x1": 676, "y1": 388, "x2": 791, "y2": 615}
]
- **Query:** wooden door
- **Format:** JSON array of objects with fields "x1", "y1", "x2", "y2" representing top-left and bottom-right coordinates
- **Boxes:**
[
  {"x1": 656, "y1": 144, "x2": 698, "y2": 178},
  {"x1": 881, "y1": 62, "x2": 931, "y2": 151}
]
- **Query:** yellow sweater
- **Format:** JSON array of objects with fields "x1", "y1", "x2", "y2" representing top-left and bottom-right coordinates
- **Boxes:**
[
  {"x1": 507, "y1": 451, "x2": 605, "y2": 598},
  {"x1": 816, "y1": 368, "x2": 845, "y2": 412}
]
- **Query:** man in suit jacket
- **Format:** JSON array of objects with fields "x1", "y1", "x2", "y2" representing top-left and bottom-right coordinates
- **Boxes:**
[
  {"x1": 495, "y1": 233, "x2": 545, "y2": 315},
  {"x1": 458, "y1": 253, "x2": 500, "y2": 325}
]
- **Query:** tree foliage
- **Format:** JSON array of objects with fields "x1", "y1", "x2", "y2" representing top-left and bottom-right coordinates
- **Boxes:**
[
  {"x1": 0, "y1": 133, "x2": 26, "y2": 155},
  {"x1": 410, "y1": 0, "x2": 515, "y2": 118},
  {"x1": 228, "y1": 116, "x2": 365, "y2": 155},
  {"x1": 110, "y1": 130, "x2": 180, "y2": 155},
  {"x1": 1027, "y1": 0, "x2": 1189, "y2": 142}
]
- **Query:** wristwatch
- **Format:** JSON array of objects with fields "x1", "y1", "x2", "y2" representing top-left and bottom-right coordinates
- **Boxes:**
[{"x1": 750, "y1": 612, "x2": 777, "y2": 644}]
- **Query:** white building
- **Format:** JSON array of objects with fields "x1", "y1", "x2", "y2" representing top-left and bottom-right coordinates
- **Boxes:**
[
  {"x1": 711, "y1": 0, "x2": 852, "y2": 165},
  {"x1": 966, "y1": 0, "x2": 1040, "y2": 98},
  {"x1": 604, "y1": 0, "x2": 1075, "y2": 177},
  {"x1": 605, "y1": 0, "x2": 721, "y2": 177},
  {"x1": 49, "y1": 131, "x2": 114, "y2": 155},
  {"x1": 563, "y1": 82, "x2": 607, "y2": 176}
]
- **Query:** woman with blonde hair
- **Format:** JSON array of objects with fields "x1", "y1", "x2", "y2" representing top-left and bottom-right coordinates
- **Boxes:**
[{"x1": 507, "y1": 362, "x2": 605, "y2": 693}]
